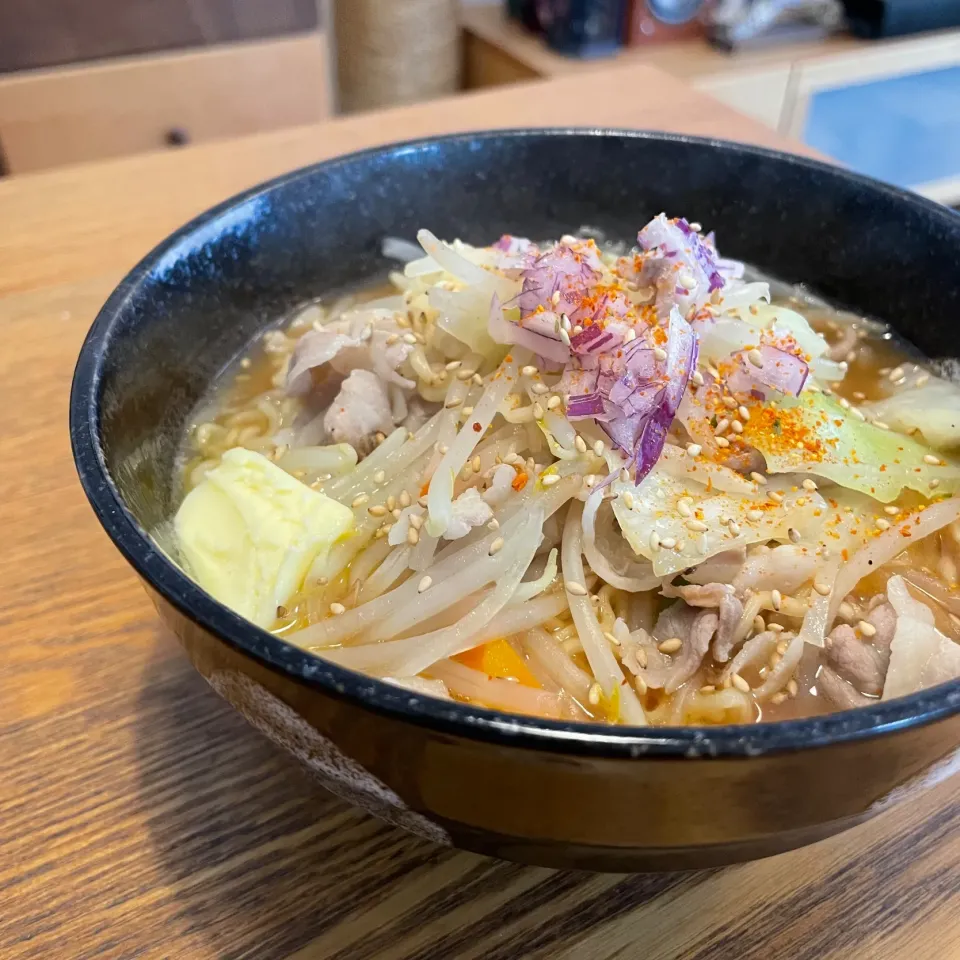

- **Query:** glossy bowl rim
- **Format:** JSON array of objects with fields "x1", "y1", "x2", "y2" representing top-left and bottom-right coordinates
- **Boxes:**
[{"x1": 70, "y1": 127, "x2": 960, "y2": 759}]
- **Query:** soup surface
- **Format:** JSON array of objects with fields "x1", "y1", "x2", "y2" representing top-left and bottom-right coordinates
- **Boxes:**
[{"x1": 171, "y1": 218, "x2": 960, "y2": 725}]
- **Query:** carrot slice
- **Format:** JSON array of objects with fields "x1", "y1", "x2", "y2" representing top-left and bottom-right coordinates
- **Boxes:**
[{"x1": 454, "y1": 639, "x2": 541, "y2": 688}]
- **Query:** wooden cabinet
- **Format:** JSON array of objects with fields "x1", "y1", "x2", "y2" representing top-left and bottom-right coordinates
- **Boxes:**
[{"x1": 0, "y1": 34, "x2": 331, "y2": 174}]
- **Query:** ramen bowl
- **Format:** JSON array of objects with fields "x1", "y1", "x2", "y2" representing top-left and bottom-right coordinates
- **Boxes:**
[{"x1": 70, "y1": 130, "x2": 960, "y2": 871}]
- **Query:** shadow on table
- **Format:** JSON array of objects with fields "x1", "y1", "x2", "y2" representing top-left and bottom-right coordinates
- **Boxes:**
[{"x1": 133, "y1": 636, "x2": 702, "y2": 960}]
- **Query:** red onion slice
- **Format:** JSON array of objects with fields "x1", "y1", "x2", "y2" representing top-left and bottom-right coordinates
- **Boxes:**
[
  {"x1": 488, "y1": 293, "x2": 570, "y2": 363},
  {"x1": 737, "y1": 344, "x2": 809, "y2": 397}
]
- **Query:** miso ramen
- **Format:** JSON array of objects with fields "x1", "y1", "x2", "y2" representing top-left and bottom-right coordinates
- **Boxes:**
[{"x1": 172, "y1": 217, "x2": 960, "y2": 726}]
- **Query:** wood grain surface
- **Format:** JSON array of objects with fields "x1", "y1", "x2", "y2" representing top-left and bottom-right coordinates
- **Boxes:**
[{"x1": 0, "y1": 64, "x2": 956, "y2": 960}]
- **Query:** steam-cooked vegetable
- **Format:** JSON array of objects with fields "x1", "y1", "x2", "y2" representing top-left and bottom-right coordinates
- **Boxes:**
[{"x1": 174, "y1": 213, "x2": 960, "y2": 728}]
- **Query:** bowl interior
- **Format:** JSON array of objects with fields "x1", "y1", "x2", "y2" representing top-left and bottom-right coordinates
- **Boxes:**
[{"x1": 74, "y1": 129, "x2": 960, "y2": 750}]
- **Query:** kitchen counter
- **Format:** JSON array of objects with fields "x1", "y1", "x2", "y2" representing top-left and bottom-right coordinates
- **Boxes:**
[{"x1": 0, "y1": 63, "x2": 956, "y2": 959}]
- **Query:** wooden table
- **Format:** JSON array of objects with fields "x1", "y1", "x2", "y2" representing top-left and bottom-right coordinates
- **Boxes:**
[{"x1": 1, "y1": 63, "x2": 956, "y2": 960}]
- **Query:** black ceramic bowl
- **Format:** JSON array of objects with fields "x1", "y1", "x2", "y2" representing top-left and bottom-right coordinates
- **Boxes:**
[{"x1": 71, "y1": 130, "x2": 960, "y2": 871}]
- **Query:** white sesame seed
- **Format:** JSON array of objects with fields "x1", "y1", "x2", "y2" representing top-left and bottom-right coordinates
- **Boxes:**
[
  {"x1": 686, "y1": 519, "x2": 708, "y2": 532},
  {"x1": 722, "y1": 396, "x2": 738, "y2": 410},
  {"x1": 592, "y1": 440, "x2": 605, "y2": 457},
  {"x1": 588, "y1": 683, "x2": 602, "y2": 706},
  {"x1": 931, "y1": 478, "x2": 941, "y2": 489},
  {"x1": 623, "y1": 328, "x2": 637, "y2": 344},
  {"x1": 385, "y1": 333, "x2": 400, "y2": 346},
  {"x1": 924, "y1": 454, "x2": 943, "y2": 466},
  {"x1": 851, "y1": 407, "x2": 866, "y2": 421},
  {"x1": 541, "y1": 474, "x2": 561, "y2": 487},
  {"x1": 738, "y1": 405, "x2": 751, "y2": 422},
  {"x1": 351, "y1": 494, "x2": 369, "y2": 508},
  {"x1": 444, "y1": 397, "x2": 462, "y2": 409},
  {"x1": 883, "y1": 505, "x2": 899, "y2": 516},
  {"x1": 788, "y1": 527, "x2": 801, "y2": 543},
  {"x1": 438, "y1": 443, "x2": 449, "y2": 454},
  {"x1": 623, "y1": 491, "x2": 635, "y2": 509},
  {"x1": 374, "y1": 469, "x2": 386, "y2": 484},
  {"x1": 768, "y1": 491, "x2": 784, "y2": 504},
  {"x1": 802, "y1": 479, "x2": 818, "y2": 491},
  {"x1": 619, "y1": 468, "x2": 630, "y2": 483},
  {"x1": 875, "y1": 517, "x2": 891, "y2": 531},
  {"x1": 813, "y1": 581, "x2": 831, "y2": 596},
  {"x1": 532, "y1": 402, "x2": 545, "y2": 420},
  {"x1": 386, "y1": 495, "x2": 396, "y2": 511},
  {"x1": 445, "y1": 360, "x2": 462, "y2": 371},
  {"x1": 546, "y1": 395, "x2": 562, "y2": 411},
  {"x1": 715, "y1": 436, "x2": 731, "y2": 448},
  {"x1": 583, "y1": 475, "x2": 596, "y2": 488},
  {"x1": 786, "y1": 679, "x2": 799, "y2": 698},
  {"x1": 728, "y1": 521, "x2": 741, "y2": 537},
  {"x1": 574, "y1": 435, "x2": 588, "y2": 454},
  {"x1": 551, "y1": 290, "x2": 561, "y2": 306},
  {"x1": 691, "y1": 370, "x2": 705, "y2": 386},
  {"x1": 769, "y1": 623, "x2": 786, "y2": 634},
  {"x1": 858, "y1": 620, "x2": 877, "y2": 637},
  {"x1": 700, "y1": 684, "x2": 716, "y2": 694},
  {"x1": 649, "y1": 531, "x2": 661, "y2": 552},
  {"x1": 658, "y1": 637, "x2": 683, "y2": 654},
  {"x1": 489, "y1": 537, "x2": 504, "y2": 555},
  {"x1": 888, "y1": 366, "x2": 905, "y2": 382},
  {"x1": 838, "y1": 396, "x2": 851, "y2": 409},
  {"x1": 837, "y1": 600, "x2": 857, "y2": 620},
  {"x1": 747, "y1": 509, "x2": 764, "y2": 522},
  {"x1": 559, "y1": 328, "x2": 571, "y2": 346},
  {"x1": 654, "y1": 347, "x2": 668, "y2": 361},
  {"x1": 715, "y1": 418, "x2": 730, "y2": 435},
  {"x1": 407, "y1": 526, "x2": 420, "y2": 545},
  {"x1": 771, "y1": 589, "x2": 782, "y2": 611},
  {"x1": 520, "y1": 364, "x2": 538, "y2": 377},
  {"x1": 531, "y1": 382, "x2": 549, "y2": 395},
  {"x1": 368, "y1": 505, "x2": 387, "y2": 517},
  {"x1": 747, "y1": 348, "x2": 764, "y2": 368},
  {"x1": 753, "y1": 614, "x2": 766, "y2": 634},
  {"x1": 565, "y1": 580, "x2": 588, "y2": 596},
  {"x1": 603, "y1": 631, "x2": 621, "y2": 647},
  {"x1": 770, "y1": 692, "x2": 788, "y2": 705},
  {"x1": 686, "y1": 443, "x2": 702, "y2": 458},
  {"x1": 409, "y1": 514, "x2": 423, "y2": 530},
  {"x1": 330, "y1": 602, "x2": 346, "y2": 616},
  {"x1": 472, "y1": 455, "x2": 482, "y2": 473},
  {"x1": 732, "y1": 673, "x2": 750, "y2": 693},
  {"x1": 417, "y1": 576, "x2": 433, "y2": 593},
  {"x1": 560, "y1": 313, "x2": 571, "y2": 332},
  {"x1": 487, "y1": 518, "x2": 500, "y2": 531},
  {"x1": 873, "y1": 420, "x2": 890, "y2": 430},
  {"x1": 731, "y1": 420, "x2": 744, "y2": 434},
  {"x1": 660, "y1": 537, "x2": 677, "y2": 549},
  {"x1": 677, "y1": 499, "x2": 693, "y2": 518}
]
